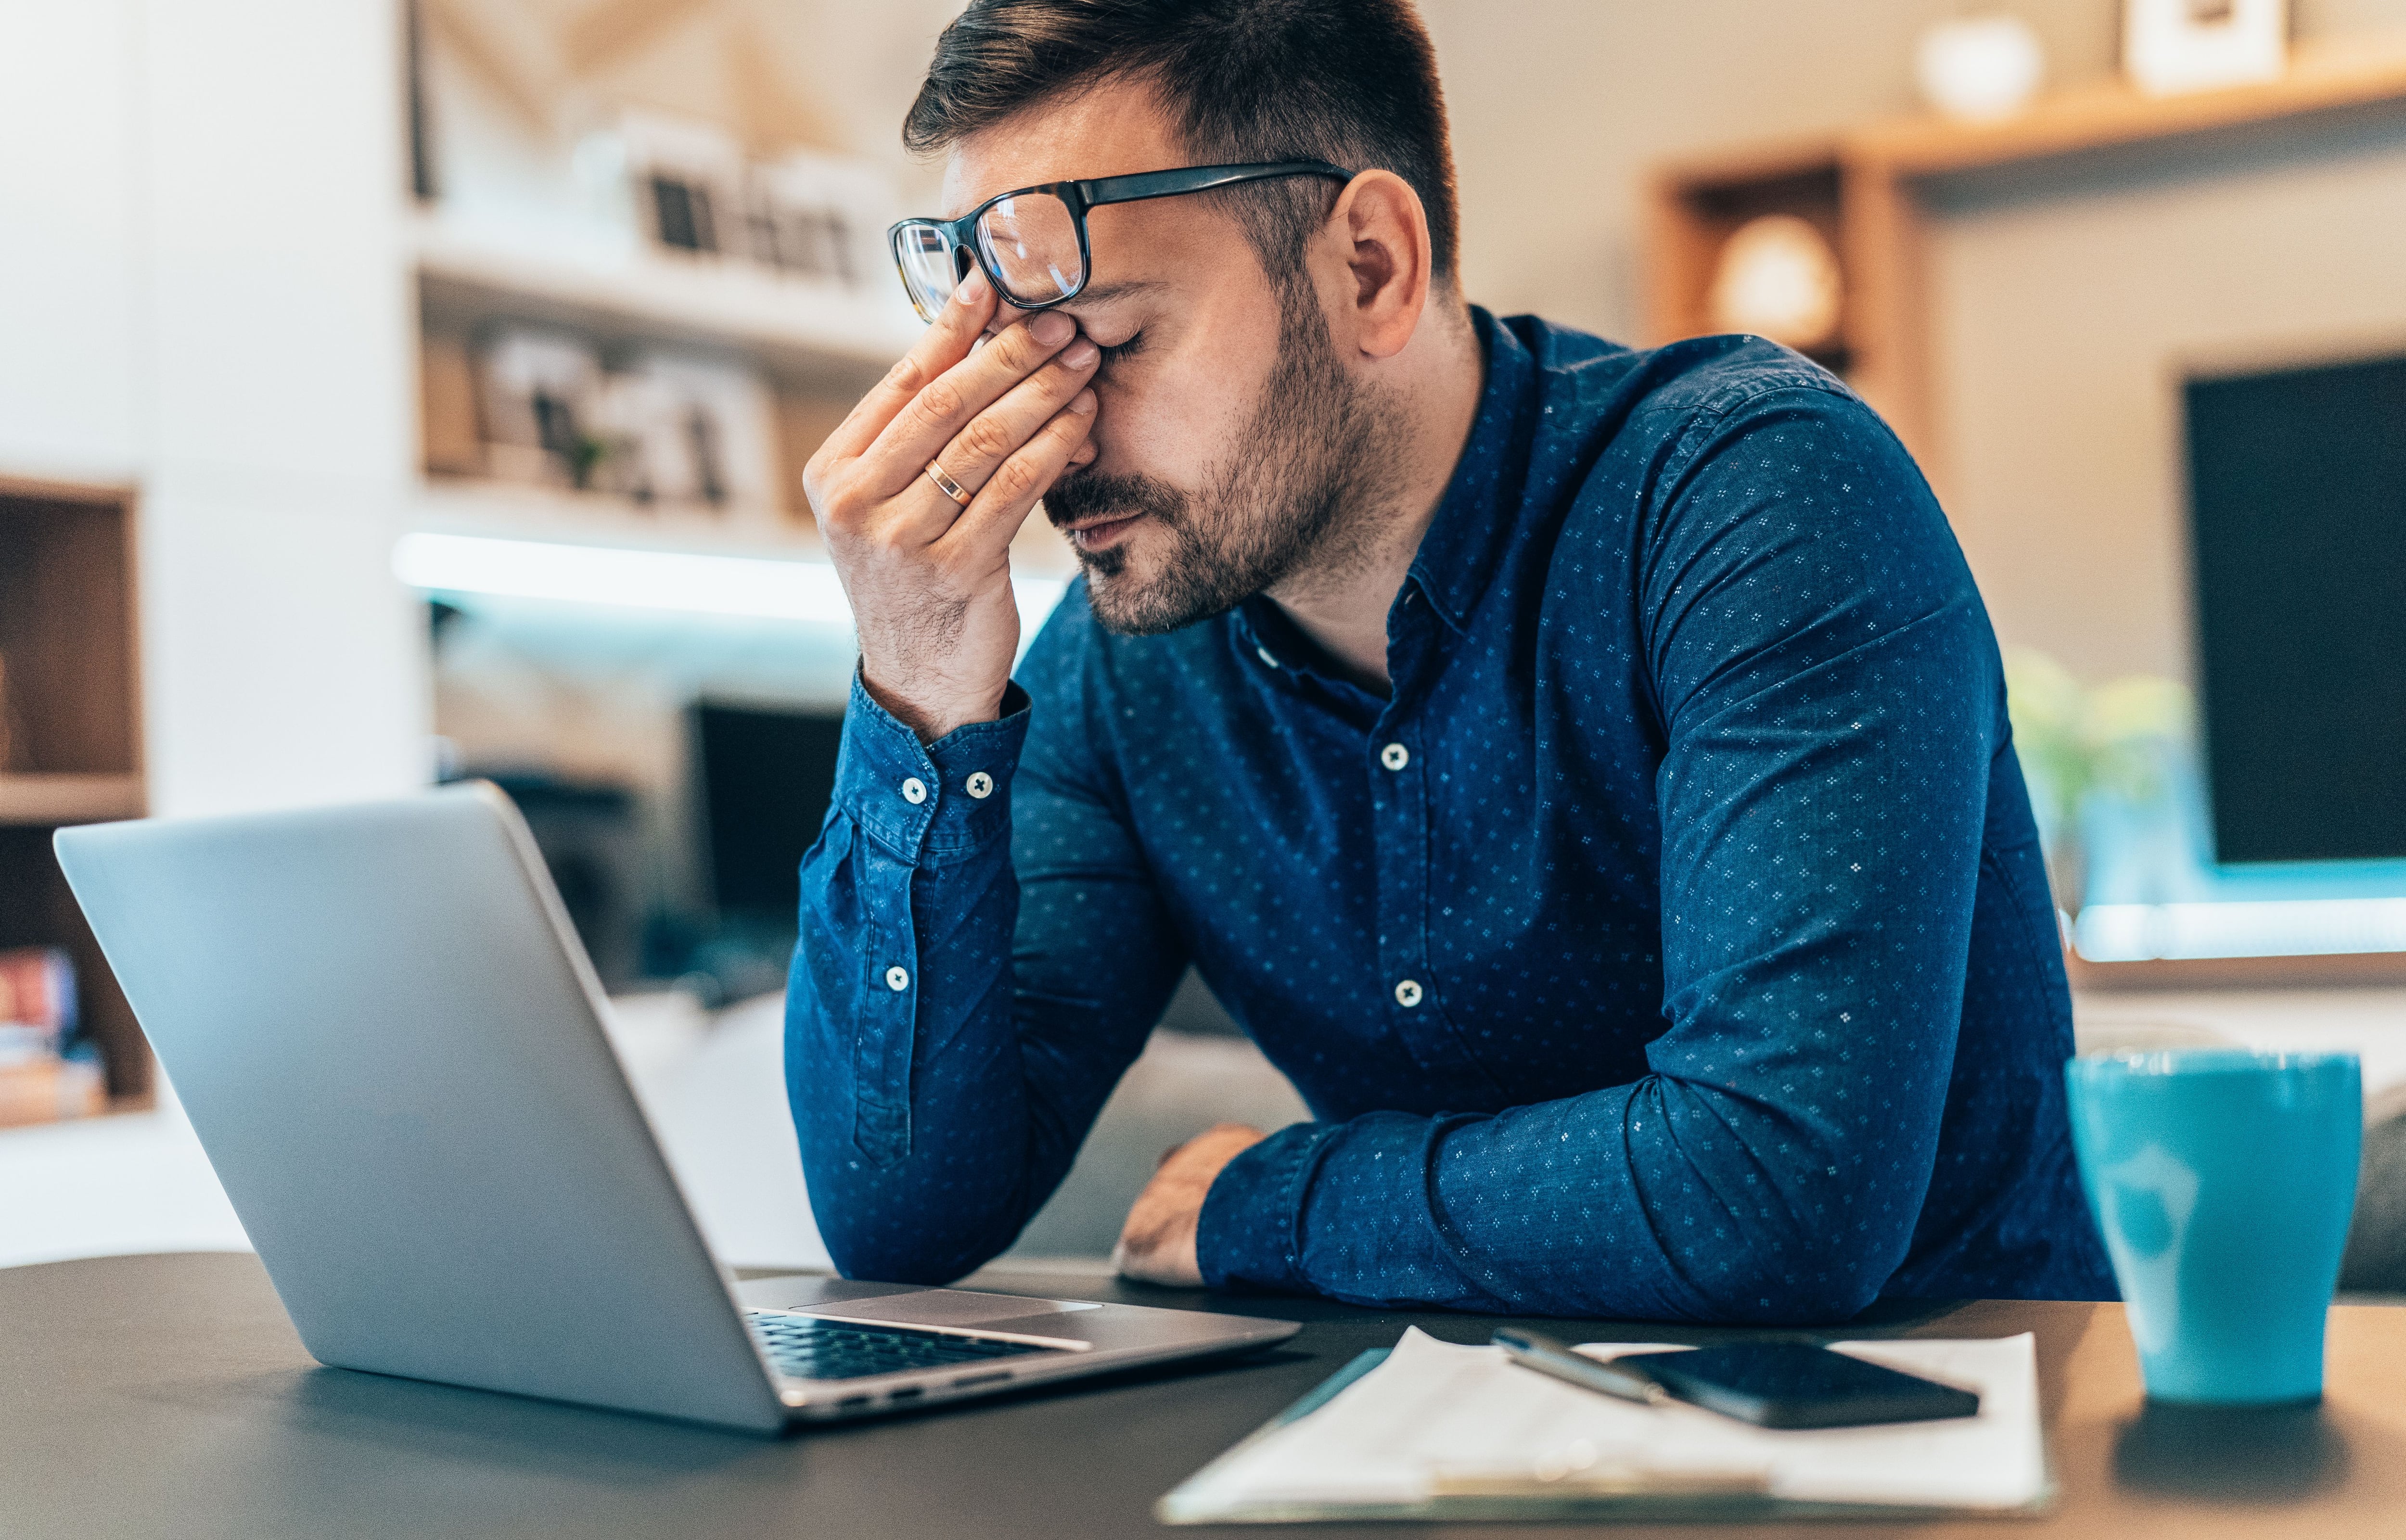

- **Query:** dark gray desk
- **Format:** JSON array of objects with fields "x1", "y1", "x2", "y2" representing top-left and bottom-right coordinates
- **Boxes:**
[{"x1": 7, "y1": 1252, "x2": 2405, "y2": 1539}]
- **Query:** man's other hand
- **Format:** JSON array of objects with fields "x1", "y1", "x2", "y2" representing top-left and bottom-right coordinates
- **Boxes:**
[{"x1": 1111, "y1": 1122, "x2": 1268, "y2": 1286}]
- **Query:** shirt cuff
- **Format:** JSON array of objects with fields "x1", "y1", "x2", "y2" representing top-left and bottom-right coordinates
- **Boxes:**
[
  {"x1": 1196, "y1": 1120, "x2": 1344, "y2": 1293},
  {"x1": 834, "y1": 670, "x2": 1031, "y2": 863}
]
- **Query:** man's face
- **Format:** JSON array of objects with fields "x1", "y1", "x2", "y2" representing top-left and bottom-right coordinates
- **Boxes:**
[{"x1": 942, "y1": 83, "x2": 1395, "y2": 634}]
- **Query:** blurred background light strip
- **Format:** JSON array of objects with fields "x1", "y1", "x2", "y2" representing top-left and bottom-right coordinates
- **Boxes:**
[
  {"x1": 2077, "y1": 898, "x2": 2406, "y2": 962},
  {"x1": 393, "y1": 531, "x2": 1066, "y2": 632}
]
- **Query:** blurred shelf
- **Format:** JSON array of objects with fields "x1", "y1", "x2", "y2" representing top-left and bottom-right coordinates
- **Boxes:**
[
  {"x1": 2068, "y1": 948, "x2": 2406, "y2": 991},
  {"x1": 1648, "y1": 32, "x2": 2406, "y2": 493},
  {"x1": 412, "y1": 477, "x2": 825, "y2": 560},
  {"x1": 1852, "y1": 32, "x2": 2406, "y2": 176},
  {"x1": 0, "y1": 774, "x2": 144, "y2": 827},
  {"x1": 409, "y1": 477, "x2": 1079, "y2": 578},
  {"x1": 410, "y1": 212, "x2": 921, "y2": 386}
]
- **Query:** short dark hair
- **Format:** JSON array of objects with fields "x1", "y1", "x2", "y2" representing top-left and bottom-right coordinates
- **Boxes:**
[{"x1": 903, "y1": 0, "x2": 1459, "y2": 286}]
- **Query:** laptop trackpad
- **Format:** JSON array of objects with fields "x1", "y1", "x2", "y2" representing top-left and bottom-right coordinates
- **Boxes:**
[{"x1": 801, "y1": 1289, "x2": 1103, "y2": 1326}]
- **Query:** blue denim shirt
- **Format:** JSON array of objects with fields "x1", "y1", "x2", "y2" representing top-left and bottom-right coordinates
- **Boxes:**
[{"x1": 790, "y1": 309, "x2": 2114, "y2": 1321}]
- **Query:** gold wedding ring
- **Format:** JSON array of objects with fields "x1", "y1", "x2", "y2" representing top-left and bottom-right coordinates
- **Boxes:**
[{"x1": 924, "y1": 459, "x2": 973, "y2": 508}]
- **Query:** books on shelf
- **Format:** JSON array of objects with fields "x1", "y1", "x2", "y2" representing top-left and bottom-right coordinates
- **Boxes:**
[{"x1": 0, "y1": 946, "x2": 102, "y2": 1127}]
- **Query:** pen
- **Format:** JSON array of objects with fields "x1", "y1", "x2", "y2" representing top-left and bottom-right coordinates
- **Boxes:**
[{"x1": 1493, "y1": 1326, "x2": 1670, "y2": 1407}]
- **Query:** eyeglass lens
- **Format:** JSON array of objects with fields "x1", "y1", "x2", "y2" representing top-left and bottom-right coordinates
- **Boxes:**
[
  {"x1": 894, "y1": 224, "x2": 964, "y2": 322},
  {"x1": 974, "y1": 192, "x2": 1085, "y2": 309},
  {"x1": 894, "y1": 191, "x2": 1090, "y2": 323}
]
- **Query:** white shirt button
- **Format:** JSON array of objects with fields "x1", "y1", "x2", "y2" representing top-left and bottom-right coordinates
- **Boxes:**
[
  {"x1": 1380, "y1": 742, "x2": 1410, "y2": 771},
  {"x1": 884, "y1": 966, "x2": 909, "y2": 992},
  {"x1": 1255, "y1": 645, "x2": 1280, "y2": 668},
  {"x1": 900, "y1": 777, "x2": 927, "y2": 804},
  {"x1": 1395, "y1": 979, "x2": 1423, "y2": 1008},
  {"x1": 965, "y1": 771, "x2": 994, "y2": 800}
]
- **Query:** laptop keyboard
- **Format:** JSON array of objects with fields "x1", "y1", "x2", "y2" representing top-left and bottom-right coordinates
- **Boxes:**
[{"x1": 745, "y1": 1312, "x2": 1062, "y2": 1382}]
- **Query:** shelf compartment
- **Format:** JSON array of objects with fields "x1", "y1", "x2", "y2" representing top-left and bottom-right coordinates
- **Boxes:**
[{"x1": 0, "y1": 774, "x2": 144, "y2": 827}]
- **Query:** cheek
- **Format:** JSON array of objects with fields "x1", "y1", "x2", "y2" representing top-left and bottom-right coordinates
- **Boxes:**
[{"x1": 1098, "y1": 349, "x2": 1263, "y2": 481}]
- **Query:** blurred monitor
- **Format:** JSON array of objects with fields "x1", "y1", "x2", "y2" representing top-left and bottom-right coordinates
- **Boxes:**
[
  {"x1": 2184, "y1": 352, "x2": 2406, "y2": 864},
  {"x1": 692, "y1": 701, "x2": 843, "y2": 921}
]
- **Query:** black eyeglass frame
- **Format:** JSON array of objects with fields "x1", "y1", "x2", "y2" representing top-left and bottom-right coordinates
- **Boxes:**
[{"x1": 886, "y1": 159, "x2": 1356, "y2": 321}]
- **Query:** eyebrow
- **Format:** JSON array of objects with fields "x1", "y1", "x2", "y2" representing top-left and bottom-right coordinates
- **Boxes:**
[{"x1": 1065, "y1": 280, "x2": 1161, "y2": 307}]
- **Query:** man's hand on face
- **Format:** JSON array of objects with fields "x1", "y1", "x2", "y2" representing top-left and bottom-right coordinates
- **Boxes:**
[
  {"x1": 803, "y1": 268, "x2": 1101, "y2": 741},
  {"x1": 1111, "y1": 1122, "x2": 1268, "y2": 1287}
]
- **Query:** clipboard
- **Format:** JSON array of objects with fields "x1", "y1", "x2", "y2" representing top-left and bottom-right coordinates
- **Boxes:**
[{"x1": 1155, "y1": 1330, "x2": 2057, "y2": 1525}]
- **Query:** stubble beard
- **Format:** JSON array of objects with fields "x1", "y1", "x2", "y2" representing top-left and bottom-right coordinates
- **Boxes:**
[{"x1": 1043, "y1": 286, "x2": 1402, "y2": 637}]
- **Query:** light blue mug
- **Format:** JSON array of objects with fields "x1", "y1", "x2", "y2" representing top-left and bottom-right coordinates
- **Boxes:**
[{"x1": 2065, "y1": 1049, "x2": 2361, "y2": 1405}]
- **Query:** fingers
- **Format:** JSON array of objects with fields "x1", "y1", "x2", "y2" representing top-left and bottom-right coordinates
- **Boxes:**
[
  {"x1": 817, "y1": 268, "x2": 997, "y2": 465},
  {"x1": 924, "y1": 333, "x2": 1100, "y2": 495},
  {"x1": 857, "y1": 306, "x2": 1085, "y2": 496},
  {"x1": 940, "y1": 389, "x2": 1097, "y2": 553}
]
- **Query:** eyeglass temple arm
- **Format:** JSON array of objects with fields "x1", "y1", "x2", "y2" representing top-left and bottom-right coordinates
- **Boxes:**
[{"x1": 1075, "y1": 160, "x2": 1354, "y2": 210}]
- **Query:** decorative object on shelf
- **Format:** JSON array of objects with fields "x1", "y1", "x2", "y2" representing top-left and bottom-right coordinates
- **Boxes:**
[
  {"x1": 621, "y1": 111, "x2": 748, "y2": 258},
  {"x1": 590, "y1": 351, "x2": 782, "y2": 521},
  {"x1": 1915, "y1": 14, "x2": 2047, "y2": 121},
  {"x1": 2124, "y1": 0, "x2": 2288, "y2": 97},
  {"x1": 469, "y1": 325, "x2": 781, "y2": 521},
  {"x1": 2003, "y1": 646, "x2": 2195, "y2": 915},
  {"x1": 746, "y1": 149, "x2": 897, "y2": 291},
  {"x1": 476, "y1": 326, "x2": 606, "y2": 489},
  {"x1": 616, "y1": 112, "x2": 896, "y2": 293},
  {"x1": 1706, "y1": 214, "x2": 1844, "y2": 353},
  {"x1": 0, "y1": 946, "x2": 100, "y2": 1127}
]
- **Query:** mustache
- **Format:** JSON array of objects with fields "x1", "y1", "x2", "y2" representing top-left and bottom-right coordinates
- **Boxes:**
[{"x1": 1044, "y1": 470, "x2": 1187, "y2": 529}]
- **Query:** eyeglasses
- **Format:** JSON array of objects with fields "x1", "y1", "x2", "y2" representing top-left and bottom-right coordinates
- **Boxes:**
[{"x1": 886, "y1": 160, "x2": 1354, "y2": 324}]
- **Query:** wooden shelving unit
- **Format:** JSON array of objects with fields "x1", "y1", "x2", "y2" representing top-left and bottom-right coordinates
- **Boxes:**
[
  {"x1": 0, "y1": 476, "x2": 149, "y2": 1111},
  {"x1": 410, "y1": 212, "x2": 909, "y2": 545},
  {"x1": 1646, "y1": 34, "x2": 2406, "y2": 492}
]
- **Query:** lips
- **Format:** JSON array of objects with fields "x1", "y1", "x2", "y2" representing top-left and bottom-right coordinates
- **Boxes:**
[{"x1": 1068, "y1": 514, "x2": 1142, "y2": 551}]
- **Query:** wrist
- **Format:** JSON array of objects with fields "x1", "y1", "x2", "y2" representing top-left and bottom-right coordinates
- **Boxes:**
[{"x1": 858, "y1": 666, "x2": 1006, "y2": 744}]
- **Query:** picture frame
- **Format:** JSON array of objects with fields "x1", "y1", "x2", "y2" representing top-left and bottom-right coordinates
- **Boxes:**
[{"x1": 2123, "y1": 0, "x2": 2289, "y2": 97}]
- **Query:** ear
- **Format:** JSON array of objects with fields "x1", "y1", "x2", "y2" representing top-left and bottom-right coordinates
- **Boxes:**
[{"x1": 1320, "y1": 169, "x2": 1432, "y2": 361}]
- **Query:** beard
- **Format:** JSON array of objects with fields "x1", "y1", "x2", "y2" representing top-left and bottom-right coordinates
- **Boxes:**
[{"x1": 1043, "y1": 285, "x2": 1402, "y2": 636}]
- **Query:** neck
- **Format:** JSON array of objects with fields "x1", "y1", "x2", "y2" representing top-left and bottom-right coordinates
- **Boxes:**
[{"x1": 1267, "y1": 300, "x2": 1482, "y2": 694}]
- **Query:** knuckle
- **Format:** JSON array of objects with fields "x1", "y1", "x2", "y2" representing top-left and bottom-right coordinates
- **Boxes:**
[
  {"x1": 957, "y1": 414, "x2": 1014, "y2": 462},
  {"x1": 989, "y1": 455, "x2": 1043, "y2": 503},
  {"x1": 884, "y1": 354, "x2": 927, "y2": 395},
  {"x1": 914, "y1": 377, "x2": 965, "y2": 424}
]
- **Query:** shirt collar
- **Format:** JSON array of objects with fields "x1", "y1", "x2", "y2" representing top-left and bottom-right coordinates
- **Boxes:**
[
  {"x1": 1404, "y1": 307, "x2": 1539, "y2": 636},
  {"x1": 1228, "y1": 305, "x2": 1537, "y2": 665}
]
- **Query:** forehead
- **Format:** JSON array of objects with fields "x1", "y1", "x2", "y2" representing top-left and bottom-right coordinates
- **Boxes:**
[{"x1": 939, "y1": 78, "x2": 1185, "y2": 216}]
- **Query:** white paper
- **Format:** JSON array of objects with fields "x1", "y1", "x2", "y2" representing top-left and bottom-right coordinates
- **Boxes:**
[{"x1": 1177, "y1": 1328, "x2": 2047, "y2": 1514}]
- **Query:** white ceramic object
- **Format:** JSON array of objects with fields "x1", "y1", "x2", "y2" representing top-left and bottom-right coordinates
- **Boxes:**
[
  {"x1": 1707, "y1": 214, "x2": 1844, "y2": 352},
  {"x1": 1916, "y1": 14, "x2": 2047, "y2": 121},
  {"x1": 2124, "y1": 0, "x2": 2288, "y2": 98}
]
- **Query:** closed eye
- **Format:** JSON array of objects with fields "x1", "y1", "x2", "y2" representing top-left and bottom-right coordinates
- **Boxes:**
[{"x1": 1095, "y1": 332, "x2": 1145, "y2": 367}]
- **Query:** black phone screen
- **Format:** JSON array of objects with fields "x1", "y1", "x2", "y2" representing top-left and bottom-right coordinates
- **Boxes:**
[{"x1": 1615, "y1": 1343, "x2": 1981, "y2": 1429}]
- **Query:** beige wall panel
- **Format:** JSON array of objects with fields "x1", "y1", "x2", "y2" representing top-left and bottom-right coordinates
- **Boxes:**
[{"x1": 1931, "y1": 124, "x2": 2406, "y2": 682}]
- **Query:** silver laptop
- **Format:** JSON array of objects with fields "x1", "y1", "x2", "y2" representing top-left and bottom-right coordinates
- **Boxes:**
[{"x1": 54, "y1": 783, "x2": 1296, "y2": 1434}]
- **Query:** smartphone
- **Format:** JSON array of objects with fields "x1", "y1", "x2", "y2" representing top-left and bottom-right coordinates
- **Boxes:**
[{"x1": 1613, "y1": 1343, "x2": 1980, "y2": 1429}]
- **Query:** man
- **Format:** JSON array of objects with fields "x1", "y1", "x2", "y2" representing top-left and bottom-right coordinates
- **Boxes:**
[{"x1": 791, "y1": 0, "x2": 2113, "y2": 1320}]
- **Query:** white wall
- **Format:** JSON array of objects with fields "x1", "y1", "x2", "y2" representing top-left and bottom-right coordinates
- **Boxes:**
[{"x1": 0, "y1": 0, "x2": 430, "y2": 816}]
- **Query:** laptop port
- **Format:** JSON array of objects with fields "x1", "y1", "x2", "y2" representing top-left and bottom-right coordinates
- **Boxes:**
[
  {"x1": 887, "y1": 1386, "x2": 924, "y2": 1401},
  {"x1": 951, "y1": 1371, "x2": 1011, "y2": 1389},
  {"x1": 837, "y1": 1395, "x2": 872, "y2": 1408}
]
